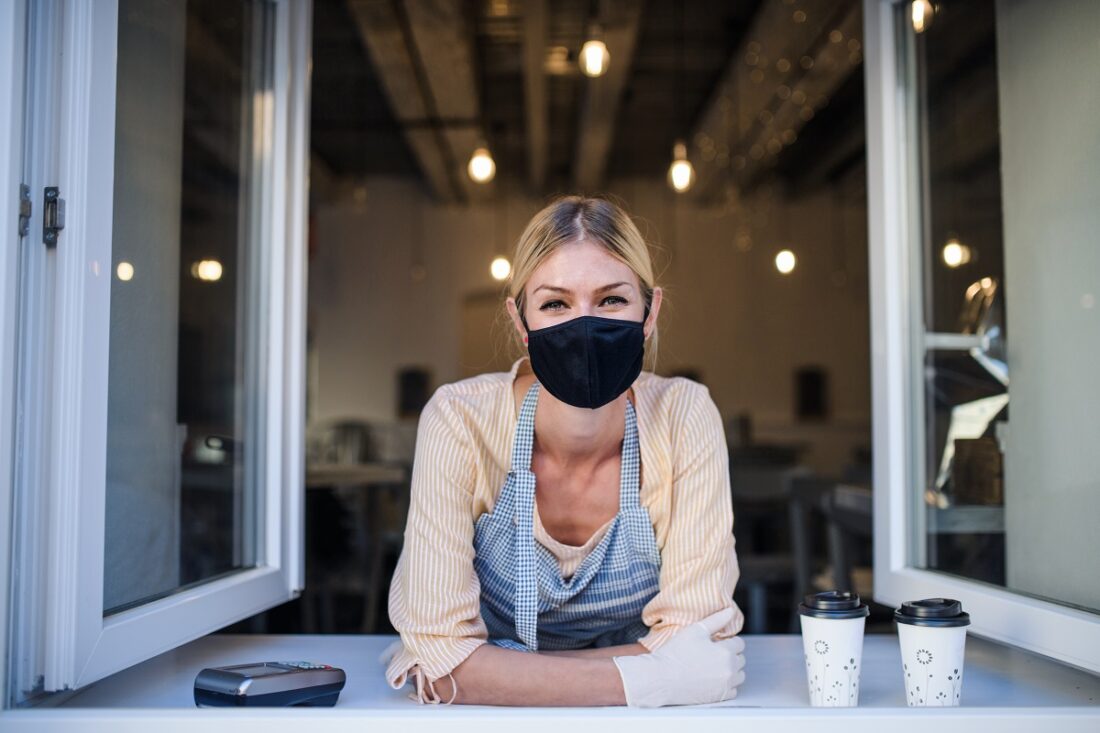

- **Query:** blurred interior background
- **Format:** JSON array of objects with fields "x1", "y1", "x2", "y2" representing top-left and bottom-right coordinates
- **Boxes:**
[{"x1": 160, "y1": 0, "x2": 1011, "y2": 636}]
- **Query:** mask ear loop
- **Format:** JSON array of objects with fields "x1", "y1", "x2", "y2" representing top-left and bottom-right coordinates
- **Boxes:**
[{"x1": 518, "y1": 309, "x2": 530, "y2": 348}]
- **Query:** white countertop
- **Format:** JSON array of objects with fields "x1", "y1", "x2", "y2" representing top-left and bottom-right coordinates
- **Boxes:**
[{"x1": 4, "y1": 633, "x2": 1098, "y2": 732}]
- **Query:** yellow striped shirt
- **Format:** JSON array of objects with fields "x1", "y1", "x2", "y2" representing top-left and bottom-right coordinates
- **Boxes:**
[{"x1": 384, "y1": 356, "x2": 744, "y2": 703}]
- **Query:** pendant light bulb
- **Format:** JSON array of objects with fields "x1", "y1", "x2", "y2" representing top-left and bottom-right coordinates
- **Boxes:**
[
  {"x1": 467, "y1": 146, "x2": 496, "y2": 183},
  {"x1": 942, "y1": 238, "x2": 972, "y2": 268},
  {"x1": 490, "y1": 256, "x2": 511, "y2": 281},
  {"x1": 775, "y1": 249, "x2": 797, "y2": 275},
  {"x1": 667, "y1": 140, "x2": 695, "y2": 193},
  {"x1": 911, "y1": 0, "x2": 934, "y2": 33},
  {"x1": 191, "y1": 259, "x2": 223, "y2": 282},
  {"x1": 580, "y1": 38, "x2": 610, "y2": 77}
]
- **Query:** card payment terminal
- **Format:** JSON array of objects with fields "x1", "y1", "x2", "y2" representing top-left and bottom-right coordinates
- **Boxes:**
[{"x1": 194, "y1": 661, "x2": 347, "y2": 707}]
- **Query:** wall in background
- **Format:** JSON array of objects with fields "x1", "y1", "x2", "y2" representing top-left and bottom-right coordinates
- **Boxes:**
[{"x1": 307, "y1": 175, "x2": 870, "y2": 475}]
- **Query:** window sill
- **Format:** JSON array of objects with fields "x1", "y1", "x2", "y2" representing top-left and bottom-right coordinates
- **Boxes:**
[{"x1": 5, "y1": 633, "x2": 1098, "y2": 731}]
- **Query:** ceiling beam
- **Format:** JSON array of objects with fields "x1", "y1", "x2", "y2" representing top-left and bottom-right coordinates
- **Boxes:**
[
  {"x1": 402, "y1": 0, "x2": 491, "y2": 204},
  {"x1": 687, "y1": 0, "x2": 863, "y2": 203},
  {"x1": 572, "y1": 0, "x2": 643, "y2": 192},
  {"x1": 521, "y1": 0, "x2": 548, "y2": 191},
  {"x1": 348, "y1": 0, "x2": 490, "y2": 204}
]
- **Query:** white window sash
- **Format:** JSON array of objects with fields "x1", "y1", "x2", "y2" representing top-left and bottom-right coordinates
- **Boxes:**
[
  {"x1": 4, "y1": 0, "x2": 309, "y2": 695},
  {"x1": 0, "y1": 0, "x2": 30, "y2": 709},
  {"x1": 863, "y1": 0, "x2": 1100, "y2": 674}
]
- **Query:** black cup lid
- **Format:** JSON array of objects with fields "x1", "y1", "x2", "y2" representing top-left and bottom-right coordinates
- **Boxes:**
[
  {"x1": 798, "y1": 591, "x2": 870, "y2": 619},
  {"x1": 894, "y1": 598, "x2": 971, "y2": 628}
]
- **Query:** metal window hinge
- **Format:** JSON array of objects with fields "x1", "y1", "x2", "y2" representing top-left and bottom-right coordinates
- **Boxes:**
[
  {"x1": 18, "y1": 184, "x2": 31, "y2": 237},
  {"x1": 43, "y1": 186, "x2": 65, "y2": 248}
]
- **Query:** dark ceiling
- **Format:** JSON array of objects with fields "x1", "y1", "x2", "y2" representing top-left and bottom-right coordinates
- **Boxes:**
[
  {"x1": 310, "y1": 0, "x2": 865, "y2": 200},
  {"x1": 311, "y1": 0, "x2": 421, "y2": 177}
]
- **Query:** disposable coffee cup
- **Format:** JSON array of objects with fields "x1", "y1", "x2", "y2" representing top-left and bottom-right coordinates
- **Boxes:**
[
  {"x1": 895, "y1": 598, "x2": 971, "y2": 707},
  {"x1": 798, "y1": 591, "x2": 870, "y2": 707}
]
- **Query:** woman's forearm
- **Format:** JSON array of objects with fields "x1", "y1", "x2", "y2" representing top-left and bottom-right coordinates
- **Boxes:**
[
  {"x1": 539, "y1": 642, "x2": 647, "y2": 659},
  {"x1": 431, "y1": 643, "x2": 630, "y2": 705}
]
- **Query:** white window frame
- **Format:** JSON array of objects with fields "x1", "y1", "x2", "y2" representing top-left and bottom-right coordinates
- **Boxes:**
[
  {"x1": 0, "y1": 0, "x2": 30, "y2": 710},
  {"x1": 1, "y1": 0, "x2": 311, "y2": 698},
  {"x1": 864, "y1": 0, "x2": 1100, "y2": 674}
]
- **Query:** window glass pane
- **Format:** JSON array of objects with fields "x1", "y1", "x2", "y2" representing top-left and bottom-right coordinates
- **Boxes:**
[
  {"x1": 903, "y1": 0, "x2": 1100, "y2": 613},
  {"x1": 104, "y1": 0, "x2": 271, "y2": 614}
]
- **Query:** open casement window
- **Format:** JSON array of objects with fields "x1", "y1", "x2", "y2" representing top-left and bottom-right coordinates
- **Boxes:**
[
  {"x1": 2, "y1": 0, "x2": 310, "y2": 705},
  {"x1": 864, "y1": 0, "x2": 1100, "y2": 673}
]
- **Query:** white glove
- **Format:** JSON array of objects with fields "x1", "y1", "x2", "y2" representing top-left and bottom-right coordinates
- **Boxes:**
[{"x1": 612, "y1": 607, "x2": 746, "y2": 707}]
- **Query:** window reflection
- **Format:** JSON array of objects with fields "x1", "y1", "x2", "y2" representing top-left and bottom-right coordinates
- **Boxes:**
[
  {"x1": 104, "y1": 0, "x2": 268, "y2": 614},
  {"x1": 906, "y1": 0, "x2": 1100, "y2": 612}
]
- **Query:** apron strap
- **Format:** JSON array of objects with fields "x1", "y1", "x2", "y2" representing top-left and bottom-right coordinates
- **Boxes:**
[
  {"x1": 619, "y1": 399, "x2": 642, "y2": 510},
  {"x1": 510, "y1": 381, "x2": 540, "y2": 472},
  {"x1": 511, "y1": 381, "x2": 541, "y2": 649}
]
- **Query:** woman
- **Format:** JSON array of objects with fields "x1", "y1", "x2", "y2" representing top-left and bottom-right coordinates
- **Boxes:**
[{"x1": 381, "y1": 196, "x2": 746, "y2": 706}]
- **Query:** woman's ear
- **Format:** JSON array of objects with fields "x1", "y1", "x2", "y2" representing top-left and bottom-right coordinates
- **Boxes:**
[
  {"x1": 505, "y1": 296, "x2": 527, "y2": 341},
  {"x1": 644, "y1": 287, "x2": 663, "y2": 339}
]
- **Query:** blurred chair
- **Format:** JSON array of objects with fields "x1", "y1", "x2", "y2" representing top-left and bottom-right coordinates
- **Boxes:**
[
  {"x1": 731, "y1": 464, "x2": 812, "y2": 633},
  {"x1": 787, "y1": 476, "x2": 839, "y2": 619},
  {"x1": 361, "y1": 473, "x2": 410, "y2": 632},
  {"x1": 819, "y1": 483, "x2": 873, "y2": 601},
  {"x1": 302, "y1": 419, "x2": 413, "y2": 633}
]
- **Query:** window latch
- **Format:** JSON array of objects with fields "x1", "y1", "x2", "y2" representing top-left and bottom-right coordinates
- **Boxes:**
[
  {"x1": 18, "y1": 184, "x2": 31, "y2": 237},
  {"x1": 43, "y1": 186, "x2": 65, "y2": 248}
]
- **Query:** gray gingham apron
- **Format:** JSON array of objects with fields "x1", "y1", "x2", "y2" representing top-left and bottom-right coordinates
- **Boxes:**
[{"x1": 472, "y1": 381, "x2": 662, "y2": 651}]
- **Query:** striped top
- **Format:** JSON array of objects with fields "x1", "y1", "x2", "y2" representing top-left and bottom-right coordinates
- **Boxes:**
[{"x1": 384, "y1": 356, "x2": 744, "y2": 703}]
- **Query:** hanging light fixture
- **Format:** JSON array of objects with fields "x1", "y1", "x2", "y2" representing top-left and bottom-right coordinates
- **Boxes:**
[
  {"x1": 910, "y1": 0, "x2": 934, "y2": 33},
  {"x1": 942, "y1": 237, "x2": 972, "y2": 268},
  {"x1": 667, "y1": 140, "x2": 695, "y2": 192},
  {"x1": 191, "y1": 259, "x2": 223, "y2": 282},
  {"x1": 467, "y1": 144, "x2": 496, "y2": 183},
  {"x1": 489, "y1": 203, "x2": 511, "y2": 282},
  {"x1": 775, "y1": 249, "x2": 797, "y2": 275},
  {"x1": 667, "y1": 4, "x2": 693, "y2": 193},
  {"x1": 490, "y1": 256, "x2": 511, "y2": 281},
  {"x1": 579, "y1": 25, "x2": 610, "y2": 77}
]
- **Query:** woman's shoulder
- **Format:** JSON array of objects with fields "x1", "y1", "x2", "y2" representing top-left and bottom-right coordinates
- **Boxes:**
[
  {"x1": 634, "y1": 370, "x2": 714, "y2": 414},
  {"x1": 419, "y1": 362, "x2": 519, "y2": 436},
  {"x1": 432, "y1": 369, "x2": 514, "y2": 401},
  {"x1": 634, "y1": 371, "x2": 723, "y2": 447}
]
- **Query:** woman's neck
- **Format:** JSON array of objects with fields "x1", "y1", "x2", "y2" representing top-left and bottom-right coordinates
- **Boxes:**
[{"x1": 533, "y1": 389, "x2": 627, "y2": 469}]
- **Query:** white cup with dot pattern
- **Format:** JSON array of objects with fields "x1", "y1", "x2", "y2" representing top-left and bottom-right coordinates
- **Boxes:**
[
  {"x1": 798, "y1": 591, "x2": 870, "y2": 707},
  {"x1": 894, "y1": 598, "x2": 971, "y2": 707}
]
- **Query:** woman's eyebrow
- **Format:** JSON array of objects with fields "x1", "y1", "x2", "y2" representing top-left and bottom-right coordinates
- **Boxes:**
[{"x1": 533, "y1": 281, "x2": 633, "y2": 295}]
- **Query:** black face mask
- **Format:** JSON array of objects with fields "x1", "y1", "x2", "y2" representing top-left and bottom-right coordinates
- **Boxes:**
[{"x1": 523, "y1": 311, "x2": 647, "y2": 409}]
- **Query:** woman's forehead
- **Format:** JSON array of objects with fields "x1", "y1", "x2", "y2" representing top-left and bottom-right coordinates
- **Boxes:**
[{"x1": 528, "y1": 240, "x2": 637, "y2": 291}]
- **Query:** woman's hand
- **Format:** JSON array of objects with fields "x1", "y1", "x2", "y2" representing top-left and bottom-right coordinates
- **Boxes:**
[{"x1": 611, "y1": 607, "x2": 746, "y2": 707}]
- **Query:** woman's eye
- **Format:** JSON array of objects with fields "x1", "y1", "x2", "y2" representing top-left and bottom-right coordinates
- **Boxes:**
[
  {"x1": 539, "y1": 300, "x2": 566, "y2": 311},
  {"x1": 600, "y1": 295, "x2": 628, "y2": 306}
]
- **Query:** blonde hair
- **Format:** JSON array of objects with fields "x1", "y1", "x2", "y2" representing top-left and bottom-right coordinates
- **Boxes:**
[{"x1": 507, "y1": 195, "x2": 660, "y2": 365}]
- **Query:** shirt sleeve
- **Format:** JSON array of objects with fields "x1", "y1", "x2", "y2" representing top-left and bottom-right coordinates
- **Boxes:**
[
  {"x1": 637, "y1": 382, "x2": 745, "y2": 651},
  {"x1": 383, "y1": 386, "x2": 489, "y2": 703}
]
